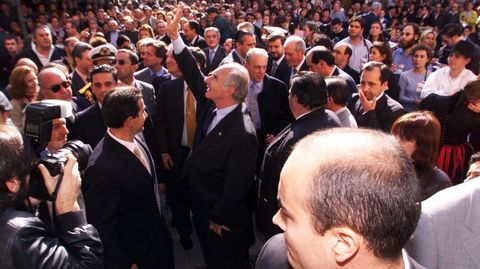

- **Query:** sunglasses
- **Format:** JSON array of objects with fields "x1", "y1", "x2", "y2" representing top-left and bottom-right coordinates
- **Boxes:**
[
  {"x1": 112, "y1": 59, "x2": 129, "y2": 65},
  {"x1": 49, "y1": 80, "x2": 71, "y2": 93}
]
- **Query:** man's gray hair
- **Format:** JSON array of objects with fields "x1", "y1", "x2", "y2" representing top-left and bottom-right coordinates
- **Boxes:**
[
  {"x1": 245, "y1": 48, "x2": 268, "y2": 63},
  {"x1": 237, "y1": 22, "x2": 255, "y2": 34},
  {"x1": 222, "y1": 63, "x2": 250, "y2": 102},
  {"x1": 285, "y1": 35, "x2": 306, "y2": 53},
  {"x1": 204, "y1": 27, "x2": 220, "y2": 36}
]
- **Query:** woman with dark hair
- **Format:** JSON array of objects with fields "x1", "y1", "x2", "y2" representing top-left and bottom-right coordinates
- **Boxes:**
[
  {"x1": 399, "y1": 44, "x2": 433, "y2": 111},
  {"x1": 367, "y1": 20, "x2": 386, "y2": 43},
  {"x1": 8, "y1": 66, "x2": 38, "y2": 131},
  {"x1": 392, "y1": 111, "x2": 451, "y2": 200},
  {"x1": 369, "y1": 41, "x2": 400, "y2": 101},
  {"x1": 420, "y1": 79, "x2": 480, "y2": 184}
]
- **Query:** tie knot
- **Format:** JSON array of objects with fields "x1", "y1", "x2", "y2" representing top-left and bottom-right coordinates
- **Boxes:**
[{"x1": 292, "y1": 68, "x2": 298, "y2": 75}]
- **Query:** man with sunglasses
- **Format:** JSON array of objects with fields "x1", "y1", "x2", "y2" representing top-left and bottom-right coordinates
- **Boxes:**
[
  {"x1": 115, "y1": 49, "x2": 156, "y2": 119},
  {"x1": 38, "y1": 65, "x2": 90, "y2": 113}
]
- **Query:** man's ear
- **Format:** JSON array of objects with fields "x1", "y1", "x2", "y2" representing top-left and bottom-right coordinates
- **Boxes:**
[
  {"x1": 5, "y1": 178, "x2": 20, "y2": 193},
  {"x1": 331, "y1": 227, "x2": 360, "y2": 264},
  {"x1": 133, "y1": 63, "x2": 138, "y2": 72}
]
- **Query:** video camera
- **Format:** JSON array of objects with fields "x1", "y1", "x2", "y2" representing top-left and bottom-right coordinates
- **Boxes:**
[{"x1": 24, "y1": 100, "x2": 89, "y2": 201}]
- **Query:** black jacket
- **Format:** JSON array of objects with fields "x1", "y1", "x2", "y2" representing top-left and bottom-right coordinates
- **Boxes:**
[{"x1": 0, "y1": 208, "x2": 103, "y2": 268}]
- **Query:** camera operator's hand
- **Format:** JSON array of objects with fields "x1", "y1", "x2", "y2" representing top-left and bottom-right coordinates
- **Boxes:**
[{"x1": 38, "y1": 154, "x2": 81, "y2": 215}]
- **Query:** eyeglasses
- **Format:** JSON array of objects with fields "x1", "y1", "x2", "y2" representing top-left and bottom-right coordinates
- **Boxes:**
[
  {"x1": 49, "y1": 80, "x2": 71, "y2": 93},
  {"x1": 112, "y1": 59, "x2": 129, "y2": 65}
]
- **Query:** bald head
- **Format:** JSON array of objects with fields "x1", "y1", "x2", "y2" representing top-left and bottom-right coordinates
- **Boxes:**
[
  {"x1": 38, "y1": 67, "x2": 73, "y2": 101},
  {"x1": 15, "y1": 58, "x2": 38, "y2": 74}
]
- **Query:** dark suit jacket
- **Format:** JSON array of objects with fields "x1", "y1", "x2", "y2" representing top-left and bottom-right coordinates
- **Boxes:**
[
  {"x1": 286, "y1": 59, "x2": 309, "y2": 88},
  {"x1": 70, "y1": 70, "x2": 87, "y2": 97},
  {"x1": 267, "y1": 57, "x2": 291, "y2": 88},
  {"x1": 157, "y1": 34, "x2": 171, "y2": 45},
  {"x1": 18, "y1": 46, "x2": 65, "y2": 69},
  {"x1": 134, "y1": 67, "x2": 171, "y2": 96},
  {"x1": 219, "y1": 49, "x2": 243, "y2": 65},
  {"x1": 190, "y1": 35, "x2": 208, "y2": 49},
  {"x1": 174, "y1": 46, "x2": 258, "y2": 237},
  {"x1": 83, "y1": 134, "x2": 173, "y2": 269},
  {"x1": 256, "y1": 109, "x2": 341, "y2": 239},
  {"x1": 348, "y1": 93, "x2": 406, "y2": 132},
  {"x1": 202, "y1": 46, "x2": 225, "y2": 75},
  {"x1": 332, "y1": 66, "x2": 358, "y2": 99}
]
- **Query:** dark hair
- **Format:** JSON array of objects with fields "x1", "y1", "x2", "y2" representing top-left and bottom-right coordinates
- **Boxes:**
[
  {"x1": 0, "y1": 125, "x2": 33, "y2": 210},
  {"x1": 102, "y1": 86, "x2": 143, "y2": 128},
  {"x1": 331, "y1": 17, "x2": 342, "y2": 26},
  {"x1": 304, "y1": 21, "x2": 318, "y2": 34},
  {"x1": 463, "y1": 79, "x2": 480, "y2": 103},
  {"x1": 116, "y1": 34, "x2": 131, "y2": 48},
  {"x1": 367, "y1": 20, "x2": 386, "y2": 42},
  {"x1": 391, "y1": 111, "x2": 441, "y2": 171},
  {"x1": 146, "y1": 40, "x2": 168, "y2": 63},
  {"x1": 450, "y1": 40, "x2": 475, "y2": 59},
  {"x1": 88, "y1": 64, "x2": 118, "y2": 83},
  {"x1": 290, "y1": 71, "x2": 327, "y2": 109},
  {"x1": 189, "y1": 46, "x2": 206, "y2": 70},
  {"x1": 138, "y1": 24, "x2": 155, "y2": 38},
  {"x1": 71, "y1": 42, "x2": 93, "y2": 62},
  {"x1": 3, "y1": 35, "x2": 17, "y2": 44},
  {"x1": 439, "y1": 23, "x2": 463, "y2": 38},
  {"x1": 302, "y1": 128, "x2": 421, "y2": 260},
  {"x1": 370, "y1": 41, "x2": 393, "y2": 67},
  {"x1": 403, "y1": 23, "x2": 421, "y2": 40},
  {"x1": 187, "y1": 20, "x2": 201, "y2": 34},
  {"x1": 89, "y1": 36, "x2": 108, "y2": 47},
  {"x1": 325, "y1": 77, "x2": 350, "y2": 106},
  {"x1": 411, "y1": 44, "x2": 433, "y2": 66},
  {"x1": 361, "y1": 61, "x2": 391, "y2": 83},
  {"x1": 348, "y1": 16, "x2": 365, "y2": 29},
  {"x1": 235, "y1": 30, "x2": 255, "y2": 44},
  {"x1": 118, "y1": 49, "x2": 139, "y2": 64},
  {"x1": 307, "y1": 45, "x2": 335, "y2": 66},
  {"x1": 267, "y1": 32, "x2": 286, "y2": 44},
  {"x1": 311, "y1": 34, "x2": 333, "y2": 52}
]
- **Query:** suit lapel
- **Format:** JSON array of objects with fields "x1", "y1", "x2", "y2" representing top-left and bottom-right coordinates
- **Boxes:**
[{"x1": 105, "y1": 134, "x2": 152, "y2": 178}]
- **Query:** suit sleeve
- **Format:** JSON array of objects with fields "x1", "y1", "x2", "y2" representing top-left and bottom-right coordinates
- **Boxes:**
[
  {"x1": 209, "y1": 131, "x2": 258, "y2": 225},
  {"x1": 155, "y1": 82, "x2": 169, "y2": 155},
  {"x1": 404, "y1": 211, "x2": 438, "y2": 269},
  {"x1": 275, "y1": 80, "x2": 294, "y2": 135},
  {"x1": 357, "y1": 106, "x2": 405, "y2": 132},
  {"x1": 82, "y1": 165, "x2": 131, "y2": 269},
  {"x1": 10, "y1": 212, "x2": 103, "y2": 269}
]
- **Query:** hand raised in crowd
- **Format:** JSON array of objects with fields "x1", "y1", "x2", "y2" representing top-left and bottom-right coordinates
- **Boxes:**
[
  {"x1": 161, "y1": 153, "x2": 174, "y2": 171},
  {"x1": 209, "y1": 220, "x2": 231, "y2": 236},
  {"x1": 165, "y1": 1, "x2": 185, "y2": 40},
  {"x1": 358, "y1": 87, "x2": 377, "y2": 112},
  {"x1": 38, "y1": 154, "x2": 81, "y2": 215}
]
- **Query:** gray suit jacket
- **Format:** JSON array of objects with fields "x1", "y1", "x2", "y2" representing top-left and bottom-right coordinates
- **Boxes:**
[
  {"x1": 405, "y1": 179, "x2": 480, "y2": 269},
  {"x1": 335, "y1": 107, "x2": 358, "y2": 128},
  {"x1": 134, "y1": 80, "x2": 156, "y2": 118},
  {"x1": 134, "y1": 68, "x2": 154, "y2": 85},
  {"x1": 257, "y1": 233, "x2": 425, "y2": 269}
]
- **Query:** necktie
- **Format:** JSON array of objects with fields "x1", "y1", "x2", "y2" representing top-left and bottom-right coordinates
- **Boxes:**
[
  {"x1": 292, "y1": 68, "x2": 298, "y2": 76},
  {"x1": 186, "y1": 88, "x2": 196, "y2": 148},
  {"x1": 209, "y1": 49, "x2": 215, "y2": 63},
  {"x1": 202, "y1": 109, "x2": 217, "y2": 138},
  {"x1": 271, "y1": 61, "x2": 279, "y2": 76},
  {"x1": 133, "y1": 146, "x2": 151, "y2": 174},
  {"x1": 248, "y1": 83, "x2": 261, "y2": 130}
]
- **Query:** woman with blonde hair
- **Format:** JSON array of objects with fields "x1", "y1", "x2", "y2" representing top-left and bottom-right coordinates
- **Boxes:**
[
  {"x1": 8, "y1": 66, "x2": 38, "y2": 131},
  {"x1": 419, "y1": 29, "x2": 437, "y2": 51}
]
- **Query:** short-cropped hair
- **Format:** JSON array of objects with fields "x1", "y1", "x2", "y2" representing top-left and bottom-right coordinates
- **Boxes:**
[
  {"x1": 325, "y1": 77, "x2": 350, "y2": 106},
  {"x1": 290, "y1": 71, "x2": 327, "y2": 109},
  {"x1": 361, "y1": 61, "x2": 391, "y2": 84},
  {"x1": 102, "y1": 86, "x2": 143, "y2": 128}
]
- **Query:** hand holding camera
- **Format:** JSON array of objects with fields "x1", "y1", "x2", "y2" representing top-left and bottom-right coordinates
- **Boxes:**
[{"x1": 38, "y1": 154, "x2": 81, "y2": 215}]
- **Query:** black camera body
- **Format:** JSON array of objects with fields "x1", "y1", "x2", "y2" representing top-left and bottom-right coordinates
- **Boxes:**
[{"x1": 24, "y1": 101, "x2": 89, "y2": 201}]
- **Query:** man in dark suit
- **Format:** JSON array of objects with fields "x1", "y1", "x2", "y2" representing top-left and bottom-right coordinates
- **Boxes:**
[
  {"x1": 266, "y1": 33, "x2": 291, "y2": 88},
  {"x1": 155, "y1": 46, "x2": 207, "y2": 250},
  {"x1": 283, "y1": 35, "x2": 308, "y2": 88},
  {"x1": 348, "y1": 61, "x2": 406, "y2": 132},
  {"x1": 183, "y1": 20, "x2": 207, "y2": 49},
  {"x1": 219, "y1": 30, "x2": 256, "y2": 65},
  {"x1": 115, "y1": 49, "x2": 156, "y2": 118},
  {"x1": 70, "y1": 42, "x2": 93, "y2": 96},
  {"x1": 168, "y1": 8, "x2": 257, "y2": 267},
  {"x1": 156, "y1": 20, "x2": 171, "y2": 45},
  {"x1": 256, "y1": 72, "x2": 341, "y2": 240},
  {"x1": 18, "y1": 25, "x2": 65, "y2": 69},
  {"x1": 119, "y1": 17, "x2": 139, "y2": 46},
  {"x1": 83, "y1": 87, "x2": 173, "y2": 269},
  {"x1": 134, "y1": 39, "x2": 170, "y2": 93},
  {"x1": 306, "y1": 45, "x2": 358, "y2": 99},
  {"x1": 105, "y1": 19, "x2": 120, "y2": 47},
  {"x1": 426, "y1": 3, "x2": 447, "y2": 30},
  {"x1": 202, "y1": 27, "x2": 226, "y2": 75},
  {"x1": 257, "y1": 128, "x2": 424, "y2": 269},
  {"x1": 244, "y1": 48, "x2": 293, "y2": 167}
]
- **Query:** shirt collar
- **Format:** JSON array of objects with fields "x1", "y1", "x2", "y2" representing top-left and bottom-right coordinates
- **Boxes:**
[
  {"x1": 216, "y1": 103, "x2": 238, "y2": 119},
  {"x1": 107, "y1": 129, "x2": 137, "y2": 153},
  {"x1": 149, "y1": 67, "x2": 166, "y2": 77},
  {"x1": 294, "y1": 57, "x2": 306, "y2": 72}
]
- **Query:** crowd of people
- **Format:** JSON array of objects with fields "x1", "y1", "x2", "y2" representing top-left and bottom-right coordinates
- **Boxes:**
[{"x1": 0, "y1": 0, "x2": 480, "y2": 268}]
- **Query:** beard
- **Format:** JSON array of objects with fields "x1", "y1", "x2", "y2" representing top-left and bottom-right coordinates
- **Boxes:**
[{"x1": 399, "y1": 38, "x2": 415, "y2": 49}]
